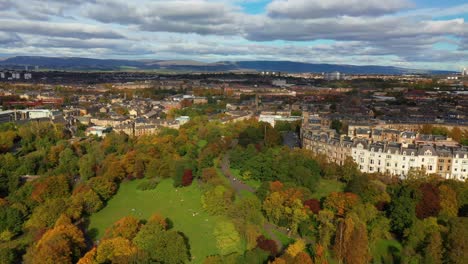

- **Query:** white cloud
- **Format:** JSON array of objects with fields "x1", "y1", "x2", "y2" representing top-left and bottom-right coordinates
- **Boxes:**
[{"x1": 267, "y1": 0, "x2": 412, "y2": 18}]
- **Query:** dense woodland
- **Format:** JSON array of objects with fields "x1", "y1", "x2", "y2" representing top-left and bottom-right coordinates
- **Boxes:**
[{"x1": 0, "y1": 118, "x2": 467, "y2": 264}]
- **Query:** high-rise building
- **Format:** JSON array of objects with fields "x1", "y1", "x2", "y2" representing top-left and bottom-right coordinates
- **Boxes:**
[{"x1": 462, "y1": 67, "x2": 467, "y2": 76}]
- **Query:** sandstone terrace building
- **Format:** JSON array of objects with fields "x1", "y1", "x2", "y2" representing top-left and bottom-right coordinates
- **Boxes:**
[{"x1": 302, "y1": 115, "x2": 468, "y2": 181}]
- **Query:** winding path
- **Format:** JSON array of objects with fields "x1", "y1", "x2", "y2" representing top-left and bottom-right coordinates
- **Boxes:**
[{"x1": 220, "y1": 154, "x2": 255, "y2": 196}]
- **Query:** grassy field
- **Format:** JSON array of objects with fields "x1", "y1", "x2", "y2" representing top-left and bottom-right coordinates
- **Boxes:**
[
  {"x1": 88, "y1": 179, "x2": 224, "y2": 263},
  {"x1": 372, "y1": 239, "x2": 402, "y2": 262},
  {"x1": 311, "y1": 179, "x2": 346, "y2": 199}
]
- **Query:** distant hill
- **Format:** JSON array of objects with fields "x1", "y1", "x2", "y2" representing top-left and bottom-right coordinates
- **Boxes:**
[{"x1": 0, "y1": 56, "x2": 455, "y2": 74}]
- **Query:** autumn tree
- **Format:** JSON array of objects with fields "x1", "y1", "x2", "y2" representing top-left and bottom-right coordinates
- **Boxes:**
[
  {"x1": 95, "y1": 237, "x2": 138, "y2": 263},
  {"x1": 304, "y1": 198, "x2": 321, "y2": 214},
  {"x1": 181, "y1": 169, "x2": 194, "y2": 186},
  {"x1": 263, "y1": 187, "x2": 308, "y2": 232},
  {"x1": 24, "y1": 215, "x2": 85, "y2": 264},
  {"x1": 323, "y1": 192, "x2": 359, "y2": 217},
  {"x1": 103, "y1": 216, "x2": 141, "y2": 240},
  {"x1": 30, "y1": 175, "x2": 69, "y2": 203},
  {"x1": 256, "y1": 235, "x2": 278, "y2": 256},
  {"x1": 87, "y1": 176, "x2": 117, "y2": 201},
  {"x1": 345, "y1": 222, "x2": 371, "y2": 264},
  {"x1": 416, "y1": 183, "x2": 441, "y2": 219}
]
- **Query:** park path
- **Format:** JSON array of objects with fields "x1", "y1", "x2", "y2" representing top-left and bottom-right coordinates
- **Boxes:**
[{"x1": 220, "y1": 154, "x2": 255, "y2": 196}]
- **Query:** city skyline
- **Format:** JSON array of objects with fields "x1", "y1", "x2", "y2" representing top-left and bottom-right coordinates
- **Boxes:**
[{"x1": 0, "y1": 0, "x2": 467, "y2": 71}]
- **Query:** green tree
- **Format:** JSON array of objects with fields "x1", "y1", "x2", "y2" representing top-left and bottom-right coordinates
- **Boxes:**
[
  {"x1": 133, "y1": 221, "x2": 189, "y2": 264},
  {"x1": 213, "y1": 221, "x2": 242, "y2": 255},
  {"x1": 423, "y1": 231, "x2": 443, "y2": 264},
  {"x1": 447, "y1": 217, "x2": 468, "y2": 264},
  {"x1": 388, "y1": 185, "x2": 417, "y2": 237},
  {"x1": 201, "y1": 185, "x2": 234, "y2": 215}
]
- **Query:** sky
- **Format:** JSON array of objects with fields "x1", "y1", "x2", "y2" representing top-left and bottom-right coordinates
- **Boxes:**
[{"x1": 0, "y1": 0, "x2": 467, "y2": 70}]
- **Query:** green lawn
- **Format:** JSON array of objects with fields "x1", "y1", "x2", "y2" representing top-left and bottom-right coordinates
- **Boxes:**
[
  {"x1": 88, "y1": 179, "x2": 224, "y2": 263},
  {"x1": 311, "y1": 179, "x2": 345, "y2": 199},
  {"x1": 372, "y1": 239, "x2": 402, "y2": 263}
]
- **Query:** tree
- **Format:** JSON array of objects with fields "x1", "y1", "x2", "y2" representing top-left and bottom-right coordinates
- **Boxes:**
[
  {"x1": 26, "y1": 198, "x2": 69, "y2": 229},
  {"x1": 201, "y1": 185, "x2": 234, "y2": 215},
  {"x1": 316, "y1": 209, "x2": 336, "y2": 250},
  {"x1": 423, "y1": 231, "x2": 443, "y2": 264},
  {"x1": 103, "y1": 216, "x2": 141, "y2": 240},
  {"x1": 24, "y1": 215, "x2": 86, "y2": 264},
  {"x1": 263, "y1": 189, "x2": 308, "y2": 232},
  {"x1": 293, "y1": 252, "x2": 313, "y2": 264},
  {"x1": 181, "y1": 169, "x2": 193, "y2": 186},
  {"x1": 133, "y1": 221, "x2": 189, "y2": 264},
  {"x1": 416, "y1": 183, "x2": 441, "y2": 219},
  {"x1": 388, "y1": 185, "x2": 417, "y2": 237},
  {"x1": 213, "y1": 221, "x2": 241, "y2": 255},
  {"x1": 55, "y1": 148, "x2": 79, "y2": 177},
  {"x1": 304, "y1": 199, "x2": 321, "y2": 214},
  {"x1": 447, "y1": 217, "x2": 468, "y2": 264},
  {"x1": 70, "y1": 187, "x2": 103, "y2": 215},
  {"x1": 95, "y1": 237, "x2": 138, "y2": 264},
  {"x1": 345, "y1": 222, "x2": 371, "y2": 264},
  {"x1": 285, "y1": 239, "x2": 306, "y2": 258},
  {"x1": 0, "y1": 205, "x2": 23, "y2": 235},
  {"x1": 256, "y1": 235, "x2": 278, "y2": 256},
  {"x1": 324, "y1": 192, "x2": 359, "y2": 217},
  {"x1": 31, "y1": 175, "x2": 70, "y2": 203},
  {"x1": 79, "y1": 154, "x2": 97, "y2": 180},
  {"x1": 87, "y1": 176, "x2": 117, "y2": 201},
  {"x1": 438, "y1": 184, "x2": 458, "y2": 219}
]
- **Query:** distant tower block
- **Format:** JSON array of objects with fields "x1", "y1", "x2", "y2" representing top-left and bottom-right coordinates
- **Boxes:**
[{"x1": 462, "y1": 67, "x2": 467, "y2": 76}]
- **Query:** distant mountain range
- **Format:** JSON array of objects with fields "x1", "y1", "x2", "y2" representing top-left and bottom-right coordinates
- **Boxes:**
[{"x1": 0, "y1": 56, "x2": 455, "y2": 75}]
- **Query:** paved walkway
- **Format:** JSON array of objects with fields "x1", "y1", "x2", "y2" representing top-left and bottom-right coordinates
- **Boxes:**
[{"x1": 220, "y1": 154, "x2": 255, "y2": 196}]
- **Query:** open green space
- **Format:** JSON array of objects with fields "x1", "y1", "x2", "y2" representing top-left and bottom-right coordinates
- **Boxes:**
[
  {"x1": 88, "y1": 179, "x2": 225, "y2": 263},
  {"x1": 311, "y1": 179, "x2": 345, "y2": 199},
  {"x1": 372, "y1": 239, "x2": 402, "y2": 263}
]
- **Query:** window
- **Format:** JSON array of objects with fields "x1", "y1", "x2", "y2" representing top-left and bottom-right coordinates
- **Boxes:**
[
  {"x1": 387, "y1": 163, "x2": 390, "y2": 167},
  {"x1": 402, "y1": 165, "x2": 405, "y2": 168},
  {"x1": 429, "y1": 166, "x2": 433, "y2": 170},
  {"x1": 439, "y1": 166, "x2": 443, "y2": 171},
  {"x1": 370, "y1": 159, "x2": 374, "y2": 164},
  {"x1": 403, "y1": 157, "x2": 406, "y2": 161}
]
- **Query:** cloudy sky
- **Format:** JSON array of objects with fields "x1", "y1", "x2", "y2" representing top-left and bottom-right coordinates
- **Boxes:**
[{"x1": 0, "y1": 0, "x2": 467, "y2": 70}]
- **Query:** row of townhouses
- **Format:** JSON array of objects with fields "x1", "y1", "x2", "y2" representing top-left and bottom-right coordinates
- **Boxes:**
[{"x1": 302, "y1": 131, "x2": 468, "y2": 181}]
